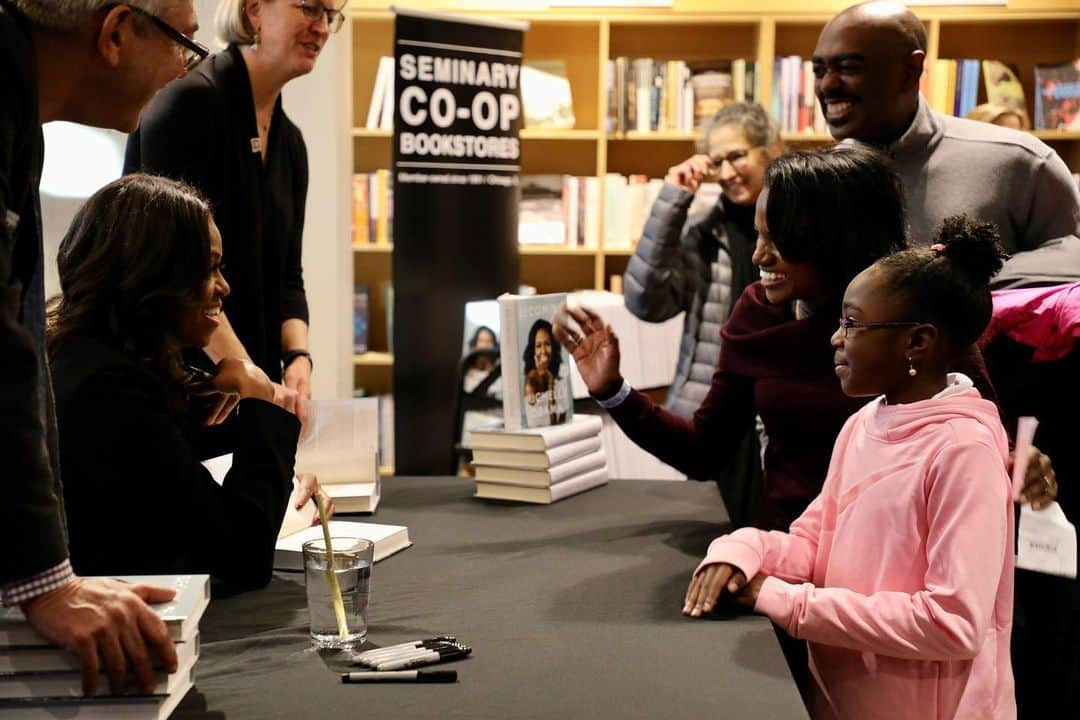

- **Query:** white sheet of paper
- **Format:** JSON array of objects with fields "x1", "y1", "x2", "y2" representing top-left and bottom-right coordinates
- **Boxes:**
[{"x1": 1017, "y1": 502, "x2": 1078, "y2": 579}]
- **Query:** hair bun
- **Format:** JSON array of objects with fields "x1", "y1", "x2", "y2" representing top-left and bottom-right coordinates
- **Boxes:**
[{"x1": 932, "y1": 214, "x2": 1008, "y2": 286}]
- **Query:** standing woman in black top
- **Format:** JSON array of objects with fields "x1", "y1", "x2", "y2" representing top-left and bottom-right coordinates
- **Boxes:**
[{"x1": 124, "y1": 0, "x2": 348, "y2": 423}]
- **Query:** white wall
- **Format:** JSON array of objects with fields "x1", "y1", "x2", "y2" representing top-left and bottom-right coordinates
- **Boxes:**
[
  {"x1": 41, "y1": 0, "x2": 353, "y2": 400},
  {"x1": 282, "y1": 19, "x2": 354, "y2": 401}
]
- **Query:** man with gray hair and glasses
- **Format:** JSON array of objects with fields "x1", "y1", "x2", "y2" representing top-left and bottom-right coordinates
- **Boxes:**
[{"x1": 1, "y1": 0, "x2": 205, "y2": 698}]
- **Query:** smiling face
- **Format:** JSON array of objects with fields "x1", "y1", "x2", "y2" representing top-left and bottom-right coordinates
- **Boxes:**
[
  {"x1": 752, "y1": 188, "x2": 822, "y2": 306},
  {"x1": 812, "y1": 10, "x2": 923, "y2": 145},
  {"x1": 100, "y1": 1, "x2": 197, "y2": 132},
  {"x1": 533, "y1": 327, "x2": 553, "y2": 372},
  {"x1": 706, "y1": 124, "x2": 768, "y2": 207},
  {"x1": 248, "y1": 0, "x2": 332, "y2": 79},
  {"x1": 830, "y1": 266, "x2": 914, "y2": 398},
  {"x1": 175, "y1": 220, "x2": 229, "y2": 348}
]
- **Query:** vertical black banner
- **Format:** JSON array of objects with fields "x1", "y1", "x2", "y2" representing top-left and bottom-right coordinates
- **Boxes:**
[{"x1": 392, "y1": 9, "x2": 524, "y2": 474}]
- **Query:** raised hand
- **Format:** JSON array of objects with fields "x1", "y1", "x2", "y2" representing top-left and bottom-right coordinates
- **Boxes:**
[
  {"x1": 1013, "y1": 445, "x2": 1057, "y2": 510},
  {"x1": 551, "y1": 303, "x2": 623, "y2": 399},
  {"x1": 665, "y1": 153, "x2": 715, "y2": 193}
]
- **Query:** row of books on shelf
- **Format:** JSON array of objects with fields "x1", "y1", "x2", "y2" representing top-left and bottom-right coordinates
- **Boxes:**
[
  {"x1": 924, "y1": 57, "x2": 1080, "y2": 131},
  {"x1": 771, "y1": 56, "x2": 828, "y2": 135},
  {"x1": 520, "y1": 174, "x2": 719, "y2": 251},
  {"x1": 352, "y1": 171, "x2": 393, "y2": 246},
  {"x1": 605, "y1": 58, "x2": 758, "y2": 134},
  {"x1": 0, "y1": 574, "x2": 207, "y2": 718}
]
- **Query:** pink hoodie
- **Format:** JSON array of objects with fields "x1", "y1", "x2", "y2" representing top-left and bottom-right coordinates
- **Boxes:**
[{"x1": 698, "y1": 380, "x2": 1015, "y2": 719}]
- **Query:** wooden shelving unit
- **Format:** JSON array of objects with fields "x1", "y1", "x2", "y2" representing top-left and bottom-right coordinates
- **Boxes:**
[{"x1": 348, "y1": 2, "x2": 1080, "y2": 393}]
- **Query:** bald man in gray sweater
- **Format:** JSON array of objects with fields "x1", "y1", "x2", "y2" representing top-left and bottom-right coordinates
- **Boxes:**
[{"x1": 814, "y1": 1, "x2": 1080, "y2": 288}]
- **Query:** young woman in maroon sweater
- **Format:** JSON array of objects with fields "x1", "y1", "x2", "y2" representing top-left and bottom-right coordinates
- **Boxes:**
[{"x1": 555, "y1": 145, "x2": 1051, "y2": 533}]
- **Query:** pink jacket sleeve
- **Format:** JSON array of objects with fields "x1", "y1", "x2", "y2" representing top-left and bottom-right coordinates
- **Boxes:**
[
  {"x1": 754, "y1": 440, "x2": 1010, "y2": 661},
  {"x1": 695, "y1": 490, "x2": 826, "y2": 584}
]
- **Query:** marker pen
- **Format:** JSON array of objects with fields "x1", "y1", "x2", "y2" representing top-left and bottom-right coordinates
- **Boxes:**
[
  {"x1": 342, "y1": 670, "x2": 457, "y2": 684},
  {"x1": 357, "y1": 640, "x2": 454, "y2": 663},
  {"x1": 375, "y1": 646, "x2": 472, "y2": 671},
  {"x1": 353, "y1": 637, "x2": 455, "y2": 661}
]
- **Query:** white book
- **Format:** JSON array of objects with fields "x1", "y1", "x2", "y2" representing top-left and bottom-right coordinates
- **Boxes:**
[
  {"x1": 379, "y1": 56, "x2": 395, "y2": 130},
  {"x1": 581, "y1": 177, "x2": 600, "y2": 249},
  {"x1": 471, "y1": 435, "x2": 602, "y2": 469},
  {"x1": 0, "y1": 674, "x2": 194, "y2": 719},
  {"x1": 366, "y1": 56, "x2": 391, "y2": 129},
  {"x1": 0, "y1": 635, "x2": 199, "y2": 699},
  {"x1": 475, "y1": 465, "x2": 608, "y2": 504},
  {"x1": 497, "y1": 293, "x2": 574, "y2": 431},
  {"x1": 274, "y1": 520, "x2": 411, "y2": 571},
  {"x1": 474, "y1": 447, "x2": 607, "y2": 487},
  {"x1": 471, "y1": 414, "x2": 602, "y2": 451},
  {"x1": 0, "y1": 575, "x2": 209, "y2": 649}
]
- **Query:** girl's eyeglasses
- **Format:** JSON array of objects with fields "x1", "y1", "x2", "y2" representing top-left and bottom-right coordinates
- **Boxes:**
[{"x1": 838, "y1": 317, "x2": 921, "y2": 339}]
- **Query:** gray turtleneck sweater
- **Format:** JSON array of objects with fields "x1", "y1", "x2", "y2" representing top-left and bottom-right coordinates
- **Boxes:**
[{"x1": 868, "y1": 97, "x2": 1080, "y2": 288}]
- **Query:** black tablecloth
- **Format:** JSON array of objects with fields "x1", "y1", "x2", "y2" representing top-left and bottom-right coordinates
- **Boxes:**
[{"x1": 173, "y1": 477, "x2": 807, "y2": 719}]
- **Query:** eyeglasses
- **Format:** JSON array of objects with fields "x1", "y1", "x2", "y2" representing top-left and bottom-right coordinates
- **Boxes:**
[
  {"x1": 117, "y1": 4, "x2": 209, "y2": 71},
  {"x1": 705, "y1": 146, "x2": 762, "y2": 179},
  {"x1": 838, "y1": 317, "x2": 921, "y2": 339},
  {"x1": 293, "y1": 0, "x2": 346, "y2": 33}
]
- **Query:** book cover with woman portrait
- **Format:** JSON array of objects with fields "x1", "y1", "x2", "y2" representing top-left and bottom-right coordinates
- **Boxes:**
[{"x1": 498, "y1": 293, "x2": 574, "y2": 430}]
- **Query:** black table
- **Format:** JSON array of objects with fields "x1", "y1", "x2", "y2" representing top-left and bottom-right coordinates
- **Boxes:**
[{"x1": 174, "y1": 477, "x2": 807, "y2": 719}]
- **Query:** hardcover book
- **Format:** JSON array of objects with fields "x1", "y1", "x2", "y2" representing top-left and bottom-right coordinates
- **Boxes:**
[
  {"x1": 981, "y1": 60, "x2": 1026, "y2": 111},
  {"x1": 274, "y1": 520, "x2": 411, "y2": 571},
  {"x1": 474, "y1": 447, "x2": 607, "y2": 487},
  {"x1": 497, "y1": 293, "x2": 574, "y2": 431},
  {"x1": 0, "y1": 635, "x2": 198, "y2": 698},
  {"x1": 1034, "y1": 60, "x2": 1080, "y2": 131},
  {"x1": 0, "y1": 671, "x2": 194, "y2": 719},
  {"x1": 471, "y1": 414, "x2": 602, "y2": 451},
  {"x1": 475, "y1": 465, "x2": 609, "y2": 504},
  {"x1": 0, "y1": 575, "x2": 209, "y2": 650},
  {"x1": 471, "y1": 434, "x2": 602, "y2": 469}
]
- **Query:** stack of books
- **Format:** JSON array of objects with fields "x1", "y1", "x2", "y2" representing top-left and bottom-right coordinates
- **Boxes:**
[
  {"x1": 0, "y1": 574, "x2": 209, "y2": 719},
  {"x1": 472, "y1": 415, "x2": 608, "y2": 504}
]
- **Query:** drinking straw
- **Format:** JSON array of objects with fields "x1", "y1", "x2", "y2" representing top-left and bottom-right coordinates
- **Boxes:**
[{"x1": 316, "y1": 495, "x2": 349, "y2": 639}]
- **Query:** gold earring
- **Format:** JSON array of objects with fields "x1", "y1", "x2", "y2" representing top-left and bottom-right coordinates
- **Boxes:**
[{"x1": 907, "y1": 354, "x2": 917, "y2": 377}]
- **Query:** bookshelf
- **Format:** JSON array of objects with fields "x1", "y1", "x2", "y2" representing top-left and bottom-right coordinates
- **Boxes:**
[{"x1": 348, "y1": 2, "x2": 1080, "y2": 394}]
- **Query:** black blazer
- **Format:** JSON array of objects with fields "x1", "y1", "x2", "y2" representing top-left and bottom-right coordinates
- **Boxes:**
[
  {"x1": 0, "y1": 0, "x2": 69, "y2": 585},
  {"x1": 51, "y1": 336, "x2": 300, "y2": 589},
  {"x1": 124, "y1": 45, "x2": 309, "y2": 383}
]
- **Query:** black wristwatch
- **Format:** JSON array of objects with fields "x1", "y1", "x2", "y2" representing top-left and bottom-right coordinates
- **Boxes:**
[{"x1": 282, "y1": 349, "x2": 313, "y2": 372}]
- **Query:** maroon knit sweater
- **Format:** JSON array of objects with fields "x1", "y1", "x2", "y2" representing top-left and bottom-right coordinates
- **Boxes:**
[{"x1": 609, "y1": 282, "x2": 995, "y2": 531}]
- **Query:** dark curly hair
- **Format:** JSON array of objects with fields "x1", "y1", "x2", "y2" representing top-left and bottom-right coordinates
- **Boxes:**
[
  {"x1": 763, "y1": 144, "x2": 909, "y2": 315},
  {"x1": 47, "y1": 174, "x2": 215, "y2": 384},
  {"x1": 522, "y1": 318, "x2": 562, "y2": 378},
  {"x1": 875, "y1": 214, "x2": 1009, "y2": 354}
]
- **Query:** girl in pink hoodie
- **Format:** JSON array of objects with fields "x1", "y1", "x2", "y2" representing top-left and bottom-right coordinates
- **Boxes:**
[{"x1": 684, "y1": 215, "x2": 1016, "y2": 720}]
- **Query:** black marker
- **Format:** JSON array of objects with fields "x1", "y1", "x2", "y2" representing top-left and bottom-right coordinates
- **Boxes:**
[{"x1": 342, "y1": 670, "x2": 457, "y2": 683}]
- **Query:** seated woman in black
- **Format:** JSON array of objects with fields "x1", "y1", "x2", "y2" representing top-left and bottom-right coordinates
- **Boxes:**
[{"x1": 49, "y1": 174, "x2": 325, "y2": 590}]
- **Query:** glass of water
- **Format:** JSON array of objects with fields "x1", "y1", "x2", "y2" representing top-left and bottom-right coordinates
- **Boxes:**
[{"x1": 302, "y1": 537, "x2": 372, "y2": 649}]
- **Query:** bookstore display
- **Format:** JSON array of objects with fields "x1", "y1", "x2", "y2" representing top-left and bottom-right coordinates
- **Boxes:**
[{"x1": 350, "y1": 7, "x2": 1080, "y2": 400}]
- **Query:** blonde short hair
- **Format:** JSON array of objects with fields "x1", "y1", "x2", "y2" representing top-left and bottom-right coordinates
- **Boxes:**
[
  {"x1": 965, "y1": 103, "x2": 1031, "y2": 131},
  {"x1": 215, "y1": 0, "x2": 256, "y2": 45},
  {"x1": 13, "y1": 0, "x2": 170, "y2": 32}
]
